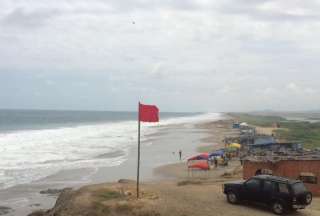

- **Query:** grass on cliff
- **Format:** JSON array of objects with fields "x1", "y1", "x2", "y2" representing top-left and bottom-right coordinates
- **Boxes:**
[
  {"x1": 94, "y1": 188, "x2": 122, "y2": 201},
  {"x1": 229, "y1": 113, "x2": 286, "y2": 127},
  {"x1": 275, "y1": 121, "x2": 320, "y2": 149}
]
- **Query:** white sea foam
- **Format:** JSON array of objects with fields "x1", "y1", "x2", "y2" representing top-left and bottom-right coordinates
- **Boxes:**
[{"x1": 0, "y1": 112, "x2": 223, "y2": 189}]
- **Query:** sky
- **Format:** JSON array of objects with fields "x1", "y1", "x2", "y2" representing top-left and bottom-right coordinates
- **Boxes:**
[{"x1": 0, "y1": 0, "x2": 320, "y2": 112}]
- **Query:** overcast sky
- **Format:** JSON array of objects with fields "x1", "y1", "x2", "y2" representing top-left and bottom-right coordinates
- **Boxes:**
[{"x1": 0, "y1": 0, "x2": 319, "y2": 112}]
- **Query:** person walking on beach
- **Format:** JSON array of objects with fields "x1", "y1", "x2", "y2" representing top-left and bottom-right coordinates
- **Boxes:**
[{"x1": 179, "y1": 150, "x2": 182, "y2": 161}]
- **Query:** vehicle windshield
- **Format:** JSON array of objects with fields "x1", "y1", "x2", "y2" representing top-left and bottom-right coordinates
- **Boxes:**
[{"x1": 292, "y1": 182, "x2": 307, "y2": 195}]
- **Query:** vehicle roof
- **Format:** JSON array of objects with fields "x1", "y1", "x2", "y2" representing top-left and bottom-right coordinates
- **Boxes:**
[{"x1": 253, "y1": 175, "x2": 301, "y2": 184}]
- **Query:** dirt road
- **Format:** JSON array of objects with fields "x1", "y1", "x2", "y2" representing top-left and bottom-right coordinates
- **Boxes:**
[{"x1": 152, "y1": 181, "x2": 320, "y2": 216}]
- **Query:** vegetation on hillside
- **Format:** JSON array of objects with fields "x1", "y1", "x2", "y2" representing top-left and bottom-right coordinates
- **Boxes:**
[
  {"x1": 275, "y1": 121, "x2": 320, "y2": 149},
  {"x1": 229, "y1": 113, "x2": 286, "y2": 127},
  {"x1": 230, "y1": 113, "x2": 320, "y2": 149}
]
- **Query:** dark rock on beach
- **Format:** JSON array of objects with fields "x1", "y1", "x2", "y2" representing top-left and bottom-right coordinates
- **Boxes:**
[
  {"x1": 0, "y1": 206, "x2": 12, "y2": 215},
  {"x1": 27, "y1": 210, "x2": 47, "y2": 216}
]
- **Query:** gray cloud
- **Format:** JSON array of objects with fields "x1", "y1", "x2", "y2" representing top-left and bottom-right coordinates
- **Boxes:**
[
  {"x1": 1, "y1": 7, "x2": 60, "y2": 29},
  {"x1": 0, "y1": 0, "x2": 319, "y2": 111},
  {"x1": 219, "y1": 0, "x2": 320, "y2": 22}
]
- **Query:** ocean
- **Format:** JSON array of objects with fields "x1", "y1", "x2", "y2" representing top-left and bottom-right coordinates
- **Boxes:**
[{"x1": 0, "y1": 109, "x2": 222, "y2": 190}]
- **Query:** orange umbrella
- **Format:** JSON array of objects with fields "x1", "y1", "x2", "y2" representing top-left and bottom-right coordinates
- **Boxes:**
[{"x1": 188, "y1": 161, "x2": 209, "y2": 170}]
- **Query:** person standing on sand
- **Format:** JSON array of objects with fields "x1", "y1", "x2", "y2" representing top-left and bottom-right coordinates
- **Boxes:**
[
  {"x1": 214, "y1": 157, "x2": 218, "y2": 168},
  {"x1": 179, "y1": 150, "x2": 182, "y2": 161}
]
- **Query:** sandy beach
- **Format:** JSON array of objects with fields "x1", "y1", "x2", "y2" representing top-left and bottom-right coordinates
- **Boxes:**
[
  {"x1": 3, "y1": 115, "x2": 320, "y2": 216},
  {"x1": 0, "y1": 114, "x2": 226, "y2": 216}
]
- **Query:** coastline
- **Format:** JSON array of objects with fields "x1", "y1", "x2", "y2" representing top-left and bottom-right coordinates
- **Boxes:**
[
  {"x1": 20, "y1": 116, "x2": 320, "y2": 216},
  {"x1": 0, "y1": 114, "x2": 227, "y2": 216}
]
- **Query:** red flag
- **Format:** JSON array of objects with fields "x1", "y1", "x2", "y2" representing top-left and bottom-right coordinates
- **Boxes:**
[{"x1": 139, "y1": 103, "x2": 159, "y2": 122}]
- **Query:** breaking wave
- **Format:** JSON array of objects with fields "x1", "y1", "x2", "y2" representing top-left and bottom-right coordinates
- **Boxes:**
[{"x1": 0, "y1": 112, "x2": 222, "y2": 189}]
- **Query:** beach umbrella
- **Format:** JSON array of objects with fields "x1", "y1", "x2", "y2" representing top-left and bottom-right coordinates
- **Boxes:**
[
  {"x1": 187, "y1": 153, "x2": 209, "y2": 161},
  {"x1": 229, "y1": 143, "x2": 241, "y2": 149},
  {"x1": 188, "y1": 161, "x2": 209, "y2": 170},
  {"x1": 209, "y1": 149, "x2": 224, "y2": 158}
]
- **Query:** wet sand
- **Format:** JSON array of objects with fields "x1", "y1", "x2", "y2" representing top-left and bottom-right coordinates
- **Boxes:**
[{"x1": 0, "y1": 117, "x2": 228, "y2": 215}]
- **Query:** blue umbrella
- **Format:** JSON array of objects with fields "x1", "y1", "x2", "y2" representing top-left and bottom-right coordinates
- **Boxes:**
[{"x1": 209, "y1": 149, "x2": 224, "y2": 158}]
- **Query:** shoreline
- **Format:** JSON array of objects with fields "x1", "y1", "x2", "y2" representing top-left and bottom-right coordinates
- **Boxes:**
[{"x1": 1, "y1": 115, "x2": 227, "y2": 216}]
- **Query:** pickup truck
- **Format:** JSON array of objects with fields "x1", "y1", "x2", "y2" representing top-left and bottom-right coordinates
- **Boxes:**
[{"x1": 223, "y1": 175, "x2": 312, "y2": 214}]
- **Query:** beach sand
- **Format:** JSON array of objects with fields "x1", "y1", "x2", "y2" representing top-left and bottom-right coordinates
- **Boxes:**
[{"x1": 0, "y1": 117, "x2": 226, "y2": 216}]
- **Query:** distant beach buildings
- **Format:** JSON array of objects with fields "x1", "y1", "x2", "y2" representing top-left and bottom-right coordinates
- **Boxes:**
[{"x1": 229, "y1": 120, "x2": 320, "y2": 196}]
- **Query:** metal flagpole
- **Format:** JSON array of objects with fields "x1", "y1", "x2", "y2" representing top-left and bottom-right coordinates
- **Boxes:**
[{"x1": 137, "y1": 102, "x2": 141, "y2": 198}]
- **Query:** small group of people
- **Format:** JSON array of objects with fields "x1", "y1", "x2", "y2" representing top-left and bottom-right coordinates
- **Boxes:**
[{"x1": 210, "y1": 155, "x2": 229, "y2": 168}]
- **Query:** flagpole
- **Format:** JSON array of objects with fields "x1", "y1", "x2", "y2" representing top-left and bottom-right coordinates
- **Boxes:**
[{"x1": 137, "y1": 102, "x2": 141, "y2": 199}]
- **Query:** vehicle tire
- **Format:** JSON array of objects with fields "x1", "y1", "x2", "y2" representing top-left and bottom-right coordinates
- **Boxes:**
[
  {"x1": 272, "y1": 201, "x2": 285, "y2": 215},
  {"x1": 305, "y1": 192, "x2": 312, "y2": 205},
  {"x1": 227, "y1": 191, "x2": 238, "y2": 204}
]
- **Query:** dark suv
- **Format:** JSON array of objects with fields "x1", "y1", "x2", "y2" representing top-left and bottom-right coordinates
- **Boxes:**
[{"x1": 223, "y1": 175, "x2": 312, "y2": 214}]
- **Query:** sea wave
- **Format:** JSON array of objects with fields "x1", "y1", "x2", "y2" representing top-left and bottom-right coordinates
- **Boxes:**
[{"x1": 0, "y1": 112, "x2": 223, "y2": 189}]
